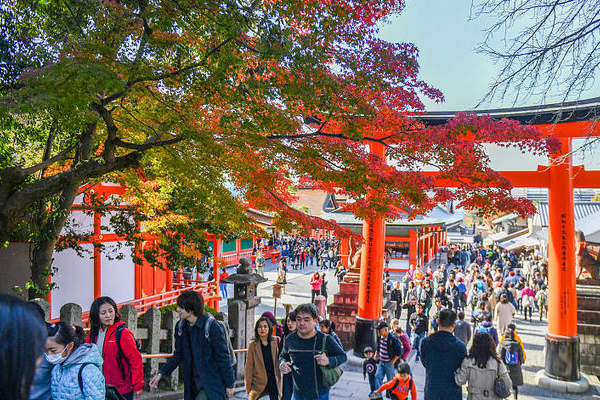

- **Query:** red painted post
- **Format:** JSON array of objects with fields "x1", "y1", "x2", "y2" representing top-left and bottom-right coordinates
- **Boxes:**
[
  {"x1": 408, "y1": 229, "x2": 417, "y2": 266},
  {"x1": 354, "y1": 141, "x2": 387, "y2": 355},
  {"x1": 93, "y1": 211, "x2": 102, "y2": 299},
  {"x1": 166, "y1": 265, "x2": 173, "y2": 292},
  {"x1": 213, "y1": 239, "x2": 222, "y2": 312},
  {"x1": 544, "y1": 137, "x2": 580, "y2": 381},
  {"x1": 340, "y1": 238, "x2": 350, "y2": 268}
]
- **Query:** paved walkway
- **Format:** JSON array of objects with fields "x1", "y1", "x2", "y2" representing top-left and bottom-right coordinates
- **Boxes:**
[{"x1": 219, "y1": 258, "x2": 600, "y2": 400}]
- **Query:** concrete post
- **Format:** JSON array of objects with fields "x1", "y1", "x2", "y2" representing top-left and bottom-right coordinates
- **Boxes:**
[
  {"x1": 60, "y1": 303, "x2": 83, "y2": 327},
  {"x1": 161, "y1": 310, "x2": 179, "y2": 390},
  {"x1": 314, "y1": 295, "x2": 327, "y2": 318},
  {"x1": 142, "y1": 307, "x2": 161, "y2": 380},
  {"x1": 228, "y1": 299, "x2": 247, "y2": 380},
  {"x1": 119, "y1": 304, "x2": 138, "y2": 337},
  {"x1": 30, "y1": 298, "x2": 51, "y2": 321}
]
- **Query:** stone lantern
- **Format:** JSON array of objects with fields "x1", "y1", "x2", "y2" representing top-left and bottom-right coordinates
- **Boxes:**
[{"x1": 221, "y1": 257, "x2": 267, "y2": 379}]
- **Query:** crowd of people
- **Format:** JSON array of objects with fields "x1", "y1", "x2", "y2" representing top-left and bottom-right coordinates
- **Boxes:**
[
  {"x1": 365, "y1": 244, "x2": 545, "y2": 400},
  {"x1": 1, "y1": 242, "x2": 547, "y2": 400},
  {"x1": 1, "y1": 290, "x2": 349, "y2": 400}
]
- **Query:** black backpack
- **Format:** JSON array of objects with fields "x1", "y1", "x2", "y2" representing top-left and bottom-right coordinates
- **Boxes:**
[
  {"x1": 78, "y1": 362, "x2": 127, "y2": 400},
  {"x1": 176, "y1": 315, "x2": 237, "y2": 367},
  {"x1": 114, "y1": 325, "x2": 142, "y2": 378}
]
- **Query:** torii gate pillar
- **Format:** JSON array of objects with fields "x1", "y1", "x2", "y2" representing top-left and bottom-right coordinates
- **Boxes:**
[
  {"x1": 544, "y1": 137, "x2": 580, "y2": 382},
  {"x1": 354, "y1": 141, "x2": 387, "y2": 355}
]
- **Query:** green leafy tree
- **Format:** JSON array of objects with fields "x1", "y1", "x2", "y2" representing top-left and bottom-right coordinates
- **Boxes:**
[{"x1": 1, "y1": 0, "x2": 555, "y2": 298}]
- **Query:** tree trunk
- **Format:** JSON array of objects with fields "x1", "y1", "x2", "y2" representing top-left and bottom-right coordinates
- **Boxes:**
[
  {"x1": 28, "y1": 123, "x2": 95, "y2": 299},
  {"x1": 28, "y1": 181, "x2": 81, "y2": 298}
]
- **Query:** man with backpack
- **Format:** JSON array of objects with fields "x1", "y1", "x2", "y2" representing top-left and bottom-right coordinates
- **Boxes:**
[{"x1": 149, "y1": 291, "x2": 235, "y2": 400}]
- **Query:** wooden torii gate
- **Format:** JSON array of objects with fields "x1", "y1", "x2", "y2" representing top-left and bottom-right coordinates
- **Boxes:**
[{"x1": 354, "y1": 97, "x2": 600, "y2": 387}]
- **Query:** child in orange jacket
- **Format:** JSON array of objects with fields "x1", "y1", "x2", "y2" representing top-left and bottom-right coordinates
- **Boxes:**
[{"x1": 376, "y1": 362, "x2": 417, "y2": 400}]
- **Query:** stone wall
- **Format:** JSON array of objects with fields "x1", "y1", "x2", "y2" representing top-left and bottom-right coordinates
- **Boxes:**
[{"x1": 576, "y1": 282, "x2": 600, "y2": 378}]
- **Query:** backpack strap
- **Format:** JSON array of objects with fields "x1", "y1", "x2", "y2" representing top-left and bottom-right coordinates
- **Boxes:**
[
  {"x1": 78, "y1": 362, "x2": 94, "y2": 395},
  {"x1": 204, "y1": 315, "x2": 214, "y2": 341},
  {"x1": 114, "y1": 324, "x2": 128, "y2": 379}
]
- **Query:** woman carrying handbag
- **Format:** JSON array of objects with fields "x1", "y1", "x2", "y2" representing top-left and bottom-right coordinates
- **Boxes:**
[{"x1": 455, "y1": 332, "x2": 512, "y2": 399}]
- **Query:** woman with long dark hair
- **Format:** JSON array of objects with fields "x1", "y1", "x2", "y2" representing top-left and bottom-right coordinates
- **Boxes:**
[
  {"x1": 454, "y1": 332, "x2": 512, "y2": 400},
  {"x1": 47, "y1": 322, "x2": 105, "y2": 400},
  {"x1": 86, "y1": 296, "x2": 143, "y2": 400},
  {"x1": 320, "y1": 273, "x2": 328, "y2": 300},
  {"x1": 282, "y1": 312, "x2": 297, "y2": 338},
  {"x1": 244, "y1": 317, "x2": 282, "y2": 400},
  {"x1": 0, "y1": 294, "x2": 47, "y2": 400}
]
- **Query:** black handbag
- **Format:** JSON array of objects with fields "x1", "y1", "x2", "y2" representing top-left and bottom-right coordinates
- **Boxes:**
[{"x1": 493, "y1": 360, "x2": 511, "y2": 398}]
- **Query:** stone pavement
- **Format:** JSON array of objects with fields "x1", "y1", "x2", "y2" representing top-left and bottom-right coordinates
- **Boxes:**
[
  {"x1": 219, "y1": 260, "x2": 600, "y2": 400},
  {"x1": 218, "y1": 258, "x2": 339, "y2": 320}
]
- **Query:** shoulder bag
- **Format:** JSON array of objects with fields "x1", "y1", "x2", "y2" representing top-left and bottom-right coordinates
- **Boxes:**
[
  {"x1": 319, "y1": 334, "x2": 343, "y2": 387},
  {"x1": 493, "y1": 359, "x2": 511, "y2": 398}
]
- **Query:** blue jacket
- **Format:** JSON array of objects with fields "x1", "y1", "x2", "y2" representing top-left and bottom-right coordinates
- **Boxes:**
[
  {"x1": 31, "y1": 356, "x2": 53, "y2": 400},
  {"x1": 51, "y1": 344, "x2": 105, "y2": 400},
  {"x1": 420, "y1": 330, "x2": 466, "y2": 400},
  {"x1": 160, "y1": 315, "x2": 235, "y2": 400}
]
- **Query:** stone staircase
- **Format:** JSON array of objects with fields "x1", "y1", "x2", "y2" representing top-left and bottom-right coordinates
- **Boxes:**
[
  {"x1": 576, "y1": 280, "x2": 600, "y2": 377},
  {"x1": 328, "y1": 280, "x2": 397, "y2": 350}
]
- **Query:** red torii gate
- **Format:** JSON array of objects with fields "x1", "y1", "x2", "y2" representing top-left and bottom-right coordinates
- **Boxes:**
[{"x1": 355, "y1": 98, "x2": 600, "y2": 387}]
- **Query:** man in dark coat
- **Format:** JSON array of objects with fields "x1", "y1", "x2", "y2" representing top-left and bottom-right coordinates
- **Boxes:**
[
  {"x1": 149, "y1": 291, "x2": 235, "y2": 400},
  {"x1": 420, "y1": 309, "x2": 466, "y2": 400},
  {"x1": 390, "y1": 281, "x2": 403, "y2": 320}
]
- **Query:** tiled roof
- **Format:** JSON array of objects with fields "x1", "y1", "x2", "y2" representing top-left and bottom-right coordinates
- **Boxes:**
[
  {"x1": 320, "y1": 205, "x2": 462, "y2": 227},
  {"x1": 536, "y1": 201, "x2": 600, "y2": 227},
  {"x1": 492, "y1": 213, "x2": 518, "y2": 224}
]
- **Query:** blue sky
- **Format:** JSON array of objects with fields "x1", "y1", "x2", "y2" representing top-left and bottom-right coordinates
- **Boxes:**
[
  {"x1": 379, "y1": 1, "x2": 600, "y2": 170},
  {"x1": 379, "y1": 0, "x2": 600, "y2": 112}
]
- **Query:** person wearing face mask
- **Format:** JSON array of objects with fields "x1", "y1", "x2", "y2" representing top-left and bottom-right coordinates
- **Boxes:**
[
  {"x1": 86, "y1": 297, "x2": 143, "y2": 400},
  {"x1": 46, "y1": 322, "x2": 105, "y2": 400}
]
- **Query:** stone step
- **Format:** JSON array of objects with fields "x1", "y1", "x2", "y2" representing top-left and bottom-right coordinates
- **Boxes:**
[
  {"x1": 577, "y1": 322, "x2": 600, "y2": 336},
  {"x1": 342, "y1": 274, "x2": 360, "y2": 284},
  {"x1": 339, "y1": 282, "x2": 359, "y2": 295},
  {"x1": 577, "y1": 295, "x2": 600, "y2": 311},
  {"x1": 577, "y1": 309, "x2": 600, "y2": 325},
  {"x1": 327, "y1": 304, "x2": 357, "y2": 316},
  {"x1": 333, "y1": 293, "x2": 358, "y2": 305}
]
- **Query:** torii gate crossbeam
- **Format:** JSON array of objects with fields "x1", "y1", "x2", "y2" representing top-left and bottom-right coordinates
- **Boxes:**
[{"x1": 419, "y1": 99, "x2": 600, "y2": 387}]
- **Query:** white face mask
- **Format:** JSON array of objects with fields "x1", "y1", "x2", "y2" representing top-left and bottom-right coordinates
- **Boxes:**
[{"x1": 45, "y1": 346, "x2": 67, "y2": 364}]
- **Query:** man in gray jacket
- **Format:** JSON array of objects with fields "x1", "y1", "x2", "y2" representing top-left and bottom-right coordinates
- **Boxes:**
[{"x1": 453, "y1": 311, "x2": 472, "y2": 345}]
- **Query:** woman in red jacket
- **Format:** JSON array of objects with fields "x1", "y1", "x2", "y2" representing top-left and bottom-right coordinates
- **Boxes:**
[
  {"x1": 86, "y1": 296, "x2": 143, "y2": 400},
  {"x1": 310, "y1": 272, "x2": 322, "y2": 303}
]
